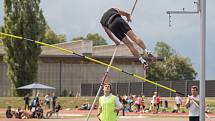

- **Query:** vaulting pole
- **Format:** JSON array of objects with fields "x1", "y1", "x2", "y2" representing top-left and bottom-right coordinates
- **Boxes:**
[
  {"x1": 130, "y1": 0, "x2": 138, "y2": 16},
  {"x1": 86, "y1": 46, "x2": 118, "y2": 121}
]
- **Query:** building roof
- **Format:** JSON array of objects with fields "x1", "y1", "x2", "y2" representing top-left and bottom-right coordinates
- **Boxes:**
[
  {"x1": 0, "y1": 40, "x2": 163, "y2": 61},
  {"x1": 40, "y1": 40, "x2": 137, "y2": 56},
  {"x1": 0, "y1": 40, "x2": 139, "y2": 56}
]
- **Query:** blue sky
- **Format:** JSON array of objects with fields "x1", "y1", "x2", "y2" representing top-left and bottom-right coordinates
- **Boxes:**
[{"x1": 0, "y1": 0, "x2": 214, "y2": 80}]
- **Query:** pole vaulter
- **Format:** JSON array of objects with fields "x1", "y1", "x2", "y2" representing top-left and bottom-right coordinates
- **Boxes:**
[{"x1": 0, "y1": 31, "x2": 184, "y2": 95}]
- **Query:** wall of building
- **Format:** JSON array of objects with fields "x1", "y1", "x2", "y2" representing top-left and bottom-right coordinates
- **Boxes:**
[{"x1": 0, "y1": 57, "x2": 145, "y2": 96}]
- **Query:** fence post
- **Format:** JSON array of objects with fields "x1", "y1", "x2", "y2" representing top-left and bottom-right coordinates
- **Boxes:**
[
  {"x1": 185, "y1": 80, "x2": 188, "y2": 96},
  {"x1": 116, "y1": 82, "x2": 118, "y2": 95},
  {"x1": 59, "y1": 61, "x2": 62, "y2": 97},
  {"x1": 142, "y1": 82, "x2": 144, "y2": 95},
  {"x1": 170, "y1": 80, "x2": 172, "y2": 97},
  {"x1": 91, "y1": 83, "x2": 93, "y2": 96},
  {"x1": 128, "y1": 82, "x2": 130, "y2": 95},
  {"x1": 156, "y1": 81, "x2": 158, "y2": 92}
]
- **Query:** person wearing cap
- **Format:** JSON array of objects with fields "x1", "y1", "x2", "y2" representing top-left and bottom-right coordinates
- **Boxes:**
[
  {"x1": 185, "y1": 86, "x2": 200, "y2": 121},
  {"x1": 97, "y1": 83, "x2": 123, "y2": 121},
  {"x1": 100, "y1": 8, "x2": 154, "y2": 68}
]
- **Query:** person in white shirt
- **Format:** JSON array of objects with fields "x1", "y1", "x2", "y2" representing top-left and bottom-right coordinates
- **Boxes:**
[
  {"x1": 175, "y1": 93, "x2": 182, "y2": 113},
  {"x1": 185, "y1": 86, "x2": 200, "y2": 121},
  {"x1": 150, "y1": 92, "x2": 157, "y2": 113},
  {"x1": 45, "y1": 93, "x2": 51, "y2": 109}
]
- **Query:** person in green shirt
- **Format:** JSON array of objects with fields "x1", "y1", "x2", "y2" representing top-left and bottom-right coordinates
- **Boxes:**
[{"x1": 97, "y1": 83, "x2": 123, "y2": 121}]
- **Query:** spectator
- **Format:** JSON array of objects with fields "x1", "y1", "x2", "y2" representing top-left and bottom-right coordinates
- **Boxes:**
[
  {"x1": 150, "y1": 92, "x2": 157, "y2": 114},
  {"x1": 156, "y1": 94, "x2": 161, "y2": 113},
  {"x1": 55, "y1": 102, "x2": 62, "y2": 113},
  {"x1": 69, "y1": 91, "x2": 73, "y2": 97},
  {"x1": 160, "y1": 100, "x2": 163, "y2": 108},
  {"x1": 205, "y1": 104, "x2": 211, "y2": 113},
  {"x1": 136, "y1": 95, "x2": 143, "y2": 112},
  {"x1": 45, "y1": 93, "x2": 51, "y2": 109},
  {"x1": 175, "y1": 93, "x2": 182, "y2": 113},
  {"x1": 21, "y1": 110, "x2": 33, "y2": 119},
  {"x1": 6, "y1": 106, "x2": 14, "y2": 118},
  {"x1": 118, "y1": 95, "x2": 126, "y2": 116},
  {"x1": 45, "y1": 101, "x2": 62, "y2": 119},
  {"x1": 30, "y1": 98, "x2": 37, "y2": 111},
  {"x1": 79, "y1": 102, "x2": 91, "y2": 110},
  {"x1": 24, "y1": 93, "x2": 30, "y2": 110},
  {"x1": 185, "y1": 86, "x2": 200, "y2": 121},
  {"x1": 15, "y1": 107, "x2": 23, "y2": 119},
  {"x1": 52, "y1": 92, "x2": 57, "y2": 112},
  {"x1": 35, "y1": 92, "x2": 40, "y2": 107},
  {"x1": 34, "y1": 105, "x2": 43, "y2": 119},
  {"x1": 127, "y1": 95, "x2": 134, "y2": 111},
  {"x1": 45, "y1": 109, "x2": 53, "y2": 119},
  {"x1": 164, "y1": 100, "x2": 168, "y2": 108}
]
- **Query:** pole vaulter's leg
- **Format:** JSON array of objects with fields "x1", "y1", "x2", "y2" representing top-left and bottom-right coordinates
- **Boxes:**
[{"x1": 85, "y1": 45, "x2": 118, "y2": 121}]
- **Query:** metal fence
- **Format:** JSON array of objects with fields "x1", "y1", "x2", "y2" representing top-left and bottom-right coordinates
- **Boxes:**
[{"x1": 81, "y1": 80, "x2": 215, "y2": 97}]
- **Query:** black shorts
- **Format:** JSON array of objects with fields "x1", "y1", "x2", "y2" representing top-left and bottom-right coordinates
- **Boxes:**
[
  {"x1": 108, "y1": 16, "x2": 132, "y2": 41},
  {"x1": 189, "y1": 116, "x2": 199, "y2": 121}
]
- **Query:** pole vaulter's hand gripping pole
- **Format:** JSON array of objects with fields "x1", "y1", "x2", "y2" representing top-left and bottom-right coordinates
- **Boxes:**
[{"x1": 0, "y1": 32, "x2": 184, "y2": 93}]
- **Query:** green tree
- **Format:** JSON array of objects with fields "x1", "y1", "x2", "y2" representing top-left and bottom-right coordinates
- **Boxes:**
[
  {"x1": 1, "y1": 0, "x2": 46, "y2": 96},
  {"x1": 43, "y1": 27, "x2": 66, "y2": 44},
  {"x1": 154, "y1": 41, "x2": 176, "y2": 58},
  {"x1": 147, "y1": 41, "x2": 197, "y2": 81},
  {"x1": 71, "y1": 33, "x2": 107, "y2": 46}
]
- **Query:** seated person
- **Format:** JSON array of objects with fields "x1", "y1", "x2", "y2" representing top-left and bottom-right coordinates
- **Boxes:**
[
  {"x1": 6, "y1": 106, "x2": 14, "y2": 118},
  {"x1": 79, "y1": 102, "x2": 90, "y2": 110},
  {"x1": 205, "y1": 104, "x2": 211, "y2": 113},
  {"x1": 21, "y1": 110, "x2": 33, "y2": 119},
  {"x1": 55, "y1": 102, "x2": 62, "y2": 112},
  {"x1": 45, "y1": 102, "x2": 62, "y2": 119},
  {"x1": 45, "y1": 109, "x2": 53, "y2": 119},
  {"x1": 15, "y1": 107, "x2": 24, "y2": 119},
  {"x1": 34, "y1": 106, "x2": 43, "y2": 119}
]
